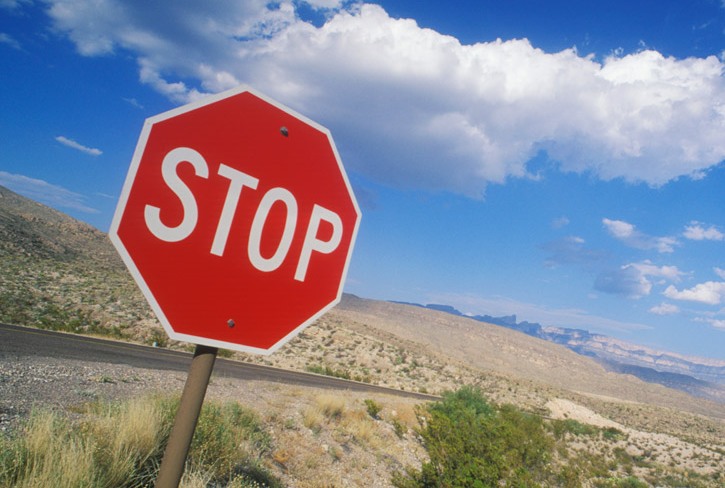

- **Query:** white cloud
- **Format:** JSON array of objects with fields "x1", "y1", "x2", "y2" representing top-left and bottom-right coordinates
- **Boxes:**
[
  {"x1": 0, "y1": 171, "x2": 99, "y2": 213},
  {"x1": 45, "y1": 1, "x2": 725, "y2": 196},
  {"x1": 55, "y1": 136, "x2": 102, "y2": 156},
  {"x1": 695, "y1": 317, "x2": 725, "y2": 330},
  {"x1": 649, "y1": 302, "x2": 680, "y2": 315},
  {"x1": 716, "y1": 267, "x2": 725, "y2": 280},
  {"x1": 603, "y1": 218, "x2": 636, "y2": 239},
  {"x1": 710, "y1": 319, "x2": 725, "y2": 330},
  {"x1": 0, "y1": 32, "x2": 21, "y2": 50},
  {"x1": 602, "y1": 218, "x2": 677, "y2": 253},
  {"x1": 664, "y1": 281, "x2": 725, "y2": 305},
  {"x1": 595, "y1": 261, "x2": 684, "y2": 299},
  {"x1": 595, "y1": 265, "x2": 652, "y2": 298},
  {"x1": 683, "y1": 221, "x2": 724, "y2": 241},
  {"x1": 629, "y1": 261, "x2": 684, "y2": 282}
]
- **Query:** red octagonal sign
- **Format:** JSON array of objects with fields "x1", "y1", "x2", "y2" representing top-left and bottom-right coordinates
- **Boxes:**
[{"x1": 110, "y1": 86, "x2": 361, "y2": 354}]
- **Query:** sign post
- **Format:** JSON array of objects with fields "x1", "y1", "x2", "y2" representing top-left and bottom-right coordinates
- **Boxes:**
[
  {"x1": 109, "y1": 85, "x2": 360, "y2": 486},
  {"x1": 155, "y1": 345, "x2": 217, "y2": 488}
]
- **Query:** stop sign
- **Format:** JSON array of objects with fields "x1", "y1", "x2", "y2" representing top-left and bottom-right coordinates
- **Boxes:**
[{"x1": 109, "y1": 86, "x2": 360, "y2": 354}]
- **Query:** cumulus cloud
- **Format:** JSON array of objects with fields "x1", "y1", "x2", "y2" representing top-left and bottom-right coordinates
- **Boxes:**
[
  {"x1": 44, "y1": 1, "x2": 725, "y2": 196},
  {"x1": 602, "y1": 218, "x2": 678, "y2": 253},
  {"x1": 683, "y1": 221, "x2": 724, "y2": 241},
  {"x1": 711, "y1": 319, "x2": 725, "y2": 330},
  {"x1": 595, "y1": 261, "x2": 684, "y2": 299},
  {"x1": 664, "y1": 281, "x2": 725, "y2": 305},
  {"x1": 716, "y1": 267, "x2": 725, "y2": 280},
  {"x1": 695, "y1": 317, "x2": 725, "y2": 330},
  {"x1": 0, "y1": 171, "x2": 98, "y2": 213},
  {"x1": 630, "y1": 261, "x2": 685, "y2": 282},
  {"x1": 595, "y1": 266, "x2": 652, "y2": 298},
  {"x1": 649, "y1": 302, "x2": 680, "y2": 315},
  {"x1": 55, "y1": 136, "x2": 102, "y2": 156}
]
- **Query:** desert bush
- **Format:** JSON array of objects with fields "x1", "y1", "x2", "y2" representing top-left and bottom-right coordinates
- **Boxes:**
[
  {"x1": 364, "y1": 399, "x2": 382, "y2": 419},
  {"x1": 189, "y1": 400, "x2": 274, "y2": 484},
  {"x1": 550, "y1": 418, "x2": 598, "y2": 439},
  {"x1": 594, "y1": 476, "x2": 648, "y2": 488},
  {"x1": 305, "y1": 364, "x2": 351, "y2": 380},
  {"x1": 393, "y1": 386, "x2": 552, "y2": 487}
]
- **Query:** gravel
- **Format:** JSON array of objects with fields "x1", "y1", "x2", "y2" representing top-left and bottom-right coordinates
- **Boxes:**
[{"x1": 0, "y1": 354, "x2": 186, "y2": 434}]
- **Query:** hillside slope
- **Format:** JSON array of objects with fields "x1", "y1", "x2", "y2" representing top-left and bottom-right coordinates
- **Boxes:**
[
  {"x1": 396, "y1": 301, "x2": 725, "y2": 401},
  {"x1": 2, "y1": 184, "x2": 724, "y2": 420},
  {"x1": 332, "y1": 295, "x2": 725, "y2": 419},
  {"x1": 2, "y1": 184, "x2": 725, "y2": 485},
  {"x1": 0, "y1": 185, "x2": 158, "y2": 340}
]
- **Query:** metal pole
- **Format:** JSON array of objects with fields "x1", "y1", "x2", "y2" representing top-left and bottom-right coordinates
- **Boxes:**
[{"x1": 155, "y1": 344, "x2": 218, "y2": 488}]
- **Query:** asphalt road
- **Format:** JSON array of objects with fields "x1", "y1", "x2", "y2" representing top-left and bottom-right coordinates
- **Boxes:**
[{"x1": 0, "y1": 323, "x2": 437, "y2": 401}]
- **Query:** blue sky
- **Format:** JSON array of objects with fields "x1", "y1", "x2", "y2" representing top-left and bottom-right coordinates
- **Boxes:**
[{"x1": 1, "y1": 0, "x2": 724, "y2": 359}]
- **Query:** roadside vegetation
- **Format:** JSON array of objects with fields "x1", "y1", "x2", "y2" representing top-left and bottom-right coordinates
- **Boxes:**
[
  {"x1": 1, "y1": 387, "x2": 721, "y2": 487},
  {"x1": 0, "y1": 396, "x2": 280, "y2": 488},
  {"x1": 1, "y1": 190, "x2": 723, "y2": 486}
]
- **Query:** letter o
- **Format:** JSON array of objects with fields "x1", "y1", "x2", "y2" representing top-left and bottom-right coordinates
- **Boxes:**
[{"x1": 248, "y1": 188, "x2": 298, "y2": 272}]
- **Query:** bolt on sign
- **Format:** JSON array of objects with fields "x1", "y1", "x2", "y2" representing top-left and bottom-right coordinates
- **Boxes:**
[{"x1": 110, "y1": 86, "x2": 361, "y2": 354}]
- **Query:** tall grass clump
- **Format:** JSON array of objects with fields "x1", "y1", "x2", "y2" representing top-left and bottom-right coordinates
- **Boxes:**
[
  {"x1": 0, "y1": 398, "x2": 168, "y2": 488},
  {"x1": 0, "y1": 396, "x2": 281, "y2": 488}
]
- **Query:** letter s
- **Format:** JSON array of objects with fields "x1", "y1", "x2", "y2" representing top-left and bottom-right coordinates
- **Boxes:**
[{"x1": 144, "y1": 147, "x2": 209, "y2": 242}]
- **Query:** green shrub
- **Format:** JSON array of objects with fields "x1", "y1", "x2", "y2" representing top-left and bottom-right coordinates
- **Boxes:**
[
  {"x1": 305, "y1": 364, "x2": 351, "y2": 380},
  {"x1": 550, "y1": 418, "x2": 598, "y2": 439},
  {"x1": 594, "y1": 476, "x2": 648, "y2": 488},
  {"x1": 602, "y1": 427, "x2": 626, "y2": 441},
  {"x1": 364, "y1": 399, "x2": 382, "y2": 419},
  {"x1": 393, "y1": 386, "x2": 552, "y2": 487}
]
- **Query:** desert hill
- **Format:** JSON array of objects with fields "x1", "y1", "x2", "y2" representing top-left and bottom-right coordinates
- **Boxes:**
[
  {"x1": 1, "y1": 182, "x2": 723, "y2": 417},
  {"x1": 1, "y1": 184, "x2": 724, "y2": 486},
  {"x1": 0, "y1": 185, "x2": 117, "y2": 265},
  {"x1": 328, "y1": 296, "x2": 725, "y2": 420},
  {"x1": 0, "y1": 184, "x2": 158, "y2": 341}
]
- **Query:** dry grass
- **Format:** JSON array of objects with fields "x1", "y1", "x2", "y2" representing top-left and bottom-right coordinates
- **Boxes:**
[
  {"x1": 0, "y1": 398, "x2": 166, "y2": 488},
  {"x1": 315, "y1": 394, "x2": 346, "y2": 420},
  {"x1": 11, "y1": 411, "x2": 96, "y2": 487},
  {"x1": 3, "y1": 369, "x2": 724, "y2": 487},
  {"x1": 82, "y1": 396, "x2": 165, "y2": 483},
  {"x1": 0, "y1": 395, "x2": 279, "y2": 488},
  {"x1": 301, "y1": 405, "x2": 324, "y2": 433}
]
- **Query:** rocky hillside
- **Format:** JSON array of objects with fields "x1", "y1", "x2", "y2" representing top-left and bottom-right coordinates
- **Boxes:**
[
  {"x1": 2, "y1": 184, "x2": 725, "y2": 486},
  {"x1": 402, "y1": 302, "x2": 725, "y2": 402},
  {"x1": 1, "y1": 183, "x2": 724, "y2": 411},
  {"x1": 0, "y1": 185, "x2": 160, "y2": 342}
]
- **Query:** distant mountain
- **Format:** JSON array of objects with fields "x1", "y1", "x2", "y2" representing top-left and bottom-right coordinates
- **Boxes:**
[{"x1": 404, "y1": 302, "x2": 725, "y2": 402}]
